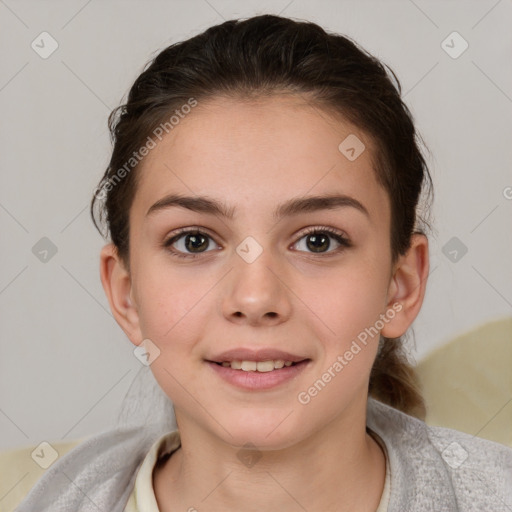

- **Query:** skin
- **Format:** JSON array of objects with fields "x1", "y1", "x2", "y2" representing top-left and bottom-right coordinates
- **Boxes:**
[{"x1": 100, "y1": 94, "x2": 429, "y2": 511}]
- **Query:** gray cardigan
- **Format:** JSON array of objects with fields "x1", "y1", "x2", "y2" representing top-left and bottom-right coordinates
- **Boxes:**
[{"x1": 15, "y1": 397, "x2": 512, "y2": 511}]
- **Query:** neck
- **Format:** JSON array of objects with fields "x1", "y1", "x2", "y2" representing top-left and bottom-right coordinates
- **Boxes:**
[{"x1": 153, "y1": 400, "x2": 386, "y2": 512}]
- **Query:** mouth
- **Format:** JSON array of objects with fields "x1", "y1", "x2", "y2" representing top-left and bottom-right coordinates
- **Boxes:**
[
  {"x1": 205, "y1": 357, "x2": 312, "y2": 390},
  {"x1": 206, "y1": 359, "x2": 310, "y2": 372}
]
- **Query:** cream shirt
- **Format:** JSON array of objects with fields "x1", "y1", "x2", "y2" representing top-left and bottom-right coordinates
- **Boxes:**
[{"x1": 124, "y1": 428, "x2": 391, "y2": 511}]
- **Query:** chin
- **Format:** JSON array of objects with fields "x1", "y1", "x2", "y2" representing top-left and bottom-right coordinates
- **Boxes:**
[{"x1": 218, "y1": 411, "x2": 305, "y2": 450}]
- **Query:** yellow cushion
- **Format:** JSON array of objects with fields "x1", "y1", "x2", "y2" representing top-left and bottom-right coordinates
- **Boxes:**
[
  {"x1": 416, "y1": 317, "x2": 512, "y2": 448},
  {"x1": 0, "y1": 437, "x2": 85, "y2": 512}
]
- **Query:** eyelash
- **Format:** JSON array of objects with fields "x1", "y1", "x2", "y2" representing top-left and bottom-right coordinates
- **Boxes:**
[{"x1": 162, "y1": 226, "x2": 352, "y2": 260}]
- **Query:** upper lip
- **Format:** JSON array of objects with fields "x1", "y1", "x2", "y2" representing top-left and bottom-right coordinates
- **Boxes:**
[{"x1": 207, "y1": 348, "x2": 310, "y2": 363}]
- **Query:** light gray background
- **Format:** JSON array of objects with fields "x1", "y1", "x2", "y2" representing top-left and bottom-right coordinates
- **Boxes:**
[{"x1": 1, "y1": 0, "x2": 511, "y2": 451}]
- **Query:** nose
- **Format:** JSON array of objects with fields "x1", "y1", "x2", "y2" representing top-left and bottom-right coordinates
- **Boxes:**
[{"x1": 221, "y1": 244, "x2": 292, "y2": 327}]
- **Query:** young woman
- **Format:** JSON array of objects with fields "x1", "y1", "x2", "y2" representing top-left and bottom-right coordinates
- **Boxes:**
[{"x1": 15, "y1": 13, "x2": 512, "y2": 512}]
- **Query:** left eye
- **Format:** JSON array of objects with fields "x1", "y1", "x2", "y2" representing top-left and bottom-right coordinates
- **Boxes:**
[{"x1": 293, "y1": 228, "x2": 351, "y2": 254}]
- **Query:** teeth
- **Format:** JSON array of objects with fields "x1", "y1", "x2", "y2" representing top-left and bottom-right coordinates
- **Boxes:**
[
  {"x1": 219, "y1": 359, "x2": 297, "y2": 371},
  {"x1": 241, "y1": 361, "x2": 257, "y2": 371}
]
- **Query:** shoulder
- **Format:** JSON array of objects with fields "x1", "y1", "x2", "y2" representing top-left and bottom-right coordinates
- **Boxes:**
[
  {"x1": 425, "y1": 423, "x2": 512, "y2": 502},
  {"x1": 9, "y1": 423, "x2": 167, "y2": 512},
  {"x1": 0, "y1": 438, "x2": 83, "y2": 512},
  {"x1": 367, "y1": 398, "x2": 512, "y2": 511}
]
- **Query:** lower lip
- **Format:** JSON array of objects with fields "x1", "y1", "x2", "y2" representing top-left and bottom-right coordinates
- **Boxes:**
[{"x1": 205, "y1": 360, "x2": 311, "y2": 390}]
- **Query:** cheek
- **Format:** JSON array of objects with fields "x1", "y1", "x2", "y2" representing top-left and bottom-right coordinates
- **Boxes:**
[
  {"x1": 294, "y1": 266, "x2": 388, "y2": 417},
  {"x1": 134, "y1": 261, "x2": 215, "y2": 348},
  {"x1": 300, "y1": 257, "x2": 389, "y2": 347},
  {"x1": 135, "y1": 266, "x2": 211, "y2": 403}
]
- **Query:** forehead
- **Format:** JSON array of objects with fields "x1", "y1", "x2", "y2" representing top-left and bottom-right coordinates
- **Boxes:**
[{"x1": 131, "y1": 94, "x2": 389, "y2": 224}]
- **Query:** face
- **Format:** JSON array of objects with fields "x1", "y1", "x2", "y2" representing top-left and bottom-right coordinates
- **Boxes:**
[{"x1": 119, "y1": 95, "x2": 399, "y2": 449}]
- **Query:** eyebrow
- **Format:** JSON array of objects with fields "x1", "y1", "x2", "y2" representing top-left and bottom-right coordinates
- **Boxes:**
[{"x1": 146, "y1": 193, "x2": 370, "y2": 221}]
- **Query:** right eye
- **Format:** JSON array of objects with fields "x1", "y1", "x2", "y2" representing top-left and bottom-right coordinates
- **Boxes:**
[{"x1": 163, "y1": 228, "x2": 220, "y2": 259}]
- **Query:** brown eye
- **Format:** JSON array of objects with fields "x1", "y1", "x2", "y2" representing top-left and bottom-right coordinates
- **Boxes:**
[
  {"x1": 182, "y1": 232, "x2": 209, "y2": 252},
  {"x1": 293, "y1": 227, "x2": 351, "y2": 255},
  {"x1": 164, "y1": 229, "x2": 219, "y2": 258},
  {"x1": 305, "y1": 232, "x2": 330, "y2": 253}
]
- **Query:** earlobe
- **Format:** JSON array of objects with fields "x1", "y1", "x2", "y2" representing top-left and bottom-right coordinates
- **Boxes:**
[
  {"x1": 381, "y1": 234, "x2": 429, "y2": 338},
  {"x1": 99, "y1": 243, "x2": 142, "y2": 345}
]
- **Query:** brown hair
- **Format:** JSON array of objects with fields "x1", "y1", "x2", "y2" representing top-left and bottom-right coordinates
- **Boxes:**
[{"x1": 91, "y1": 14, "x2": 432, "y2": 420}]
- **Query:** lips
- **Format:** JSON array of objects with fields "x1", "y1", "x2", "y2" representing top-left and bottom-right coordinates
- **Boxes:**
[
  {"x1": 206, "y1": 358, "x2": 311, "y2": 390},
  {"x1": 206, "y1": 348, "x2": 309, "y2": 364}
]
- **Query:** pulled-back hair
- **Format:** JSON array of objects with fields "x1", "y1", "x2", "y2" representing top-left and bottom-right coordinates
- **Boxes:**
[{"x1": 91, "y1": 14, "x2": 433, "y2": 420}]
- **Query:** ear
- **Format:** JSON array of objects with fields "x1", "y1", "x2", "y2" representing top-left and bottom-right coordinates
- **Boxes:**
[
  {"x1": 381, "y1": 233, "x2": 429, "y2": 338},
  {"x1": 99, "y1": 243, "x2": 142, "y2": 346}
]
